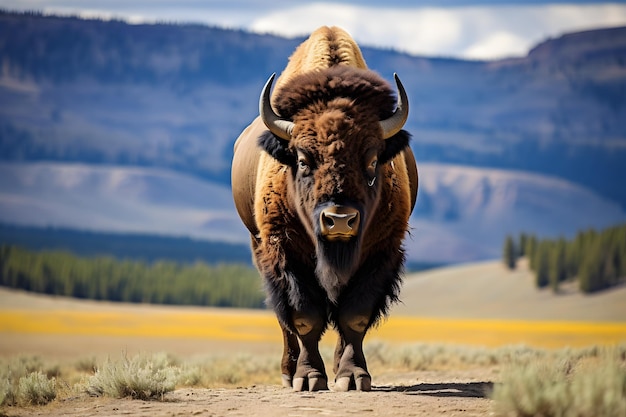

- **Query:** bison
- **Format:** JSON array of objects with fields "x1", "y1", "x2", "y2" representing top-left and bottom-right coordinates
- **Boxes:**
[{"x1": 231, "y1": 26, "x2": 418, "y2": 392}]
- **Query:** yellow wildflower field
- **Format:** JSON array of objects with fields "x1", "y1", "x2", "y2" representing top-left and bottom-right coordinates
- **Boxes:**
[{"x1": 1, "y1": 308, "x2": 624, "y2": 350}]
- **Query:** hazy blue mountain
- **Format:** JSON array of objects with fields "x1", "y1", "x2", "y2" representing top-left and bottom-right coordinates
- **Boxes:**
[
  {"x1": 0, "y1": 223, "x2": 253, "y2": 265},
  {"x1": 1, "y1": 11, "x2": 625, "y2": 263},
  {"x1": 1, "y1": 161, "x2": 623, "y2": 263}
]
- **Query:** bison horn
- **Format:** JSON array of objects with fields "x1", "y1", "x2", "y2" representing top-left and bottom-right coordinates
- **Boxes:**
[
  {"x1": 260, "y1": 72, "x2": 407, "y2": 141},
  {"x1": 260, "y1": 73, "x2": 294, "y2": 141},
  {"x1": 380, "y1": 73, "x2": 409, "y2": 140}
]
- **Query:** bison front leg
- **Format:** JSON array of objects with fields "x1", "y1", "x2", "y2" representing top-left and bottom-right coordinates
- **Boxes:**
[
  {"x1": 280, "y1": 323, "x2": 299, "y2": 388},
  {"x1": 261, "y1": 264, "x2": 329, "y2": 390},
  {"x1": 332, "y1": 253, "x2": 404, "y2": 392},
  {"x1": 334, "y1": 311, "x2": 372, "y2": 391},
  {"x1": 291, "y1": 310, "x2": 328, "y2": 391}
]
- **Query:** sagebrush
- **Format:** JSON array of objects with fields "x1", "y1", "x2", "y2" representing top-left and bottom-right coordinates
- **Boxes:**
[
  {"x1": 0, "y1": 357, "x2": 58, "y2": 406},
  {"x1": 491, "y1": 345, "x2": 626, "y2": 417},
  {"x1": 1, "y1": 343, "x2": 624, "y2": 413},
  {"x1": 86, "y1": 353, "x2": 178, "y2": 400}
]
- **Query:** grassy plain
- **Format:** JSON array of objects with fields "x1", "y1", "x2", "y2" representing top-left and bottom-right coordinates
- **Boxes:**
[
  {"x1": 1, "y1": 260, "x2": 625, "y2": 415},
  {"x1": 1, "y1": 259, "x2": 625, "y2": 360}
]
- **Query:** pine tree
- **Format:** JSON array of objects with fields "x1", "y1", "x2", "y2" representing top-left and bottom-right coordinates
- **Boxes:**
[
  {"x1": 503, "y1": 235, "x2": 517, "y2": 270},
  {"x1": 548, "y1": 239, "x2": 566, "y2": 293},
  {"x1": 535, "y1": 241, "x2": 550, "y2": 289},
  {"x1": 579, "y1": 239, "x2": 603, "y2": 293},
  {"x1": 526, "y1": 235, "x2": 538, "y2": 270}
]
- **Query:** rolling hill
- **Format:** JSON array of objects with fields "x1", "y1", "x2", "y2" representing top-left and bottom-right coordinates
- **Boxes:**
[{"x1": 394, "y1": 260, "x2": 626, "y2": 322}]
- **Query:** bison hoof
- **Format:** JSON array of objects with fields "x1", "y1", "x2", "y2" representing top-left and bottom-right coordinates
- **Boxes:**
[
  {"x1": 334, "y1": 375, "x2": 372, "y2": 392},
  {"x1": 292, "y1": 375, "x2": 328, "y2": 392},
  {"x1": 281, "y1": 374, "x2": 293, "y2": 388}
]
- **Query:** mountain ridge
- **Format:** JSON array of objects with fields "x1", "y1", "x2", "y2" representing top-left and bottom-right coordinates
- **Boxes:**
[{"x1": 1, "y1": 11, "x2": 625, "y2": 263}]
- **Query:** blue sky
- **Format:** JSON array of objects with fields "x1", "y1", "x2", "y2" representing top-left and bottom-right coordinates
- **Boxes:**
[{"x1": 2, "y1": 1, "x2": 626, "y2": 59}]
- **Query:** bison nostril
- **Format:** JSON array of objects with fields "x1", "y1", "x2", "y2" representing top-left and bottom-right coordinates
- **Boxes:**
[
  {"x1": 322, "y1": 214, "x2": 335, "y2": 229},
  {"x1": 319, "y1": 207, "x2": 360, "y2": 238}
]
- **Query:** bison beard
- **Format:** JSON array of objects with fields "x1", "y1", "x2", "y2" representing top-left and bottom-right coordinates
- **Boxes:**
[{"x1": 315, "y1": 237, "x2": 361, "y2": 304}]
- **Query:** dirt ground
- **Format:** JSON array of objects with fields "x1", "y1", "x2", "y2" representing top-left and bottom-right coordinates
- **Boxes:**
[{"x1": 3, "y1": 369, "x2": 496, "y2": 417}]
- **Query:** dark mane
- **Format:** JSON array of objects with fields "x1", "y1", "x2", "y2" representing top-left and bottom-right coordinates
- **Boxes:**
[{"x1": 274, "y1": 66, "x2": 398, "y2": 121}]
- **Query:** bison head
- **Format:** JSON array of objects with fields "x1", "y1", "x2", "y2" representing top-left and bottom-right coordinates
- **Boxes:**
[{"x1": 258, "y1": 66, "x2": 410, "y2": 301}]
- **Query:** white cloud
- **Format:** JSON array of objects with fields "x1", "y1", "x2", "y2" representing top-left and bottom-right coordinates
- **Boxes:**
[
  {"x1": 2, "y1": 1, "x2": 626, "y2": 59},
  {"x1": 463, "y1": 31, "x2": 528, "y2": 60},
  {"x1": 249, "y1": 3, "x2": 626, "y2": 59}
]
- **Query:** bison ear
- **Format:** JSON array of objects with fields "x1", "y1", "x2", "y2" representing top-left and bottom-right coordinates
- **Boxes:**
[
  {"x1": 380, "y1": 129, "x2": 411, "y2": 164},
  {"x1": 258, "y1": 131, "x2": 295, "y2": 166}
]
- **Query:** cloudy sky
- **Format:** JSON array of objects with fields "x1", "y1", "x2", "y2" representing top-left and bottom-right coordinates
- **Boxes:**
[{"x1": 3, "y1": 1, "x2": 626, "y2": 59}]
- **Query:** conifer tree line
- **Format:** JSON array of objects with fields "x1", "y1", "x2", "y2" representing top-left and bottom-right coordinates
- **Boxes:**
[
  {"x1": 0, "y1": 245, "x2": 265, "y2": 308},
  {"x1": 503, "y1": 224, "x2": 626, "y2": 293}
]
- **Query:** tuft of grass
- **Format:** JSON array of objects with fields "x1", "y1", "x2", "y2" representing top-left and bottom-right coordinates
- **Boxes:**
[
  {"x1": 0, "y1": 376, "x2": 10, "y2": 407},
  {"x1": 363, "y1": 341, "x2": 503, "y2": 372},
  {"x1": 17, "y1": 372, "x2": 56, "y2": 406},
  {"x1": 491, "y1": 346, "x2": 626, "y2": 417},
  {"x1": 179, "y1": 353, "x2": 281, "y2": 387},
  {"x1": 0, "y1": 357, "x2": 59, "y2": 407},
  {"x1": 2, "y1": 342, "x2": 624, "y2": 412},
  {"x1": 86, "y1": 353, "x2": 178, "y2": 400},
  {"x1": 74, "y1": 356, "x2": 98, "y2": 374}
]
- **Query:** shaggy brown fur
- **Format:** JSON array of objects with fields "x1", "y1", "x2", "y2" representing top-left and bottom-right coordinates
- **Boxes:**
[
  {"x1": 273, "y1": 26, "x2": 367, "y2": 94},
  {"x1": 231, "y1": 26, "x2": 418, "y2": 392}
]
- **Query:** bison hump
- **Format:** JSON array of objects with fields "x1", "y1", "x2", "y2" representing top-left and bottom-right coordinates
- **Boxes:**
[{"x1": 273, "y1": 67, "x2": 398, "y2": 121}]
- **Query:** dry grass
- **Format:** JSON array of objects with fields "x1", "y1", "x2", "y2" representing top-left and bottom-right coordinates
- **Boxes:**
[
  {"x1": 0, "y1": 357, "x2": 59, "y2": 406},
  {"x1": 0, "y1": 350, "x2": 283, "y2": 406},
  {"x1": 16, "y1": 372, "x2": 56, "y2": 406},
  {"x1": 177, "y1": 353, "x2": 280, "y2": 387},
  {"x1": 85, "y1": 352, "x2": 178, "y2": 400},
  {"x1": 2, "y1": 342, "x2": 624, "y2": 413},
  {"x1": 491, "y1": 345, "x2": 626, "y2": 416}
]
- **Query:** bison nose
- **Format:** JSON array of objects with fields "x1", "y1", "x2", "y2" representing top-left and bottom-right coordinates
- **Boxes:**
[{"x1": 319, "y1": 206, "x2": 360, "y2": 241}]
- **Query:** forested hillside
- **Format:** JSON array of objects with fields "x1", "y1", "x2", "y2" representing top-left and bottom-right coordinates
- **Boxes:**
[
  {"x1": 0, "y1": 245, "x2": 264, "y2": 308},
  {"x1": 504, "y1": 224, "x2": 626, "y2": 294}
]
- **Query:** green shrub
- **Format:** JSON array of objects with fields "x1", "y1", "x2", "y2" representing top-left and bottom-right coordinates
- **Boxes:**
[
  {"x1": 0, "y1": 357, "x2": 59, "y2": 406},
  {"x1": 17, "y1": 372, "x2": 56, "y2": 406},
  {"x1": 0, "y1": 376, "x2": 11, "y2": 407},
  {"x1": 492, "y1": 347, "x2": 626, "y2": 416},
  {"x1": 87, "y1": 353, "x2": 178, "y2": 400},
  {"x1": 569, "y1": 359, "x2": 626, "y2": 417}
]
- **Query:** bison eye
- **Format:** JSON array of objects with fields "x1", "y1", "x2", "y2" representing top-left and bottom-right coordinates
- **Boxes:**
[
  {"x1": 296, "y1": 150, "x2": 314, "y2": 176},
  {"x1": 298, "y1": 158, "x2": 311, "y2": 176},
  {"x1": 366, "y1": 154, "x2": 378, "y2": 184}
]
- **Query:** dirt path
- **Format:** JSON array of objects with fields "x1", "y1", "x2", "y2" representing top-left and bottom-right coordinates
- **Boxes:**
[{"x1": 5, "y1": 370, "x2": 495, "y2": 417}]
